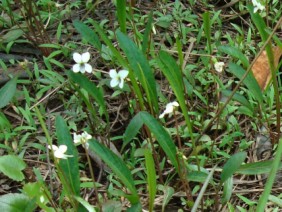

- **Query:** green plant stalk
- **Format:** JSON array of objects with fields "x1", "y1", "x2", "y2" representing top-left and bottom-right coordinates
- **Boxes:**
[
  {"x1": 34, "y1": 106, "x2": 52, "y2": 146},
  {"x1": 84, "y1": 147, "x2": 101, "y2": 210},
  {"x1": 256, "y1": 138, "x2": 282, "y2": 211}
]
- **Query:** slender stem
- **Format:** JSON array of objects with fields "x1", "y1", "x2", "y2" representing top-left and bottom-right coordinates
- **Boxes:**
[{"x1": 84, "y1": 146, "x2": 102, "y2": 210}]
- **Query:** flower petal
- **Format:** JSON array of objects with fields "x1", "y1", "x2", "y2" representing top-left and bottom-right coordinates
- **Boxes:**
[
  {"x1": 119, "y1": 78, "x2": 125, "y2": 88},
  {"x1": 58, "y1": 145, "x2": 67, "y2": 154},
  {"x1": 119, "y1": 70, "x2": 129, "y2": 79},
  {"x1": 73, "y1": 64, "x2": 81, "y2": 73},
  {"x1": 109, "y1": 69, "x2": 118, "y2": 78},
  {"x1": 48, "y1": 145, "x2": 58, "y2": 151},
  {"x1": 159, "y1": 112, "x2": 165, "y2": 119},
  {"x1": 81, "y1": 52, "x2": 90, "y2": 63},
  {"x1": 73, "y1": 53, "x2": 82, "y2": 63},
  {"x1": 84, "y1": 63, "x2": 93, "y2": 73},
  {"x1": 110, "y1": 78, "x2": 119, "y2": 88}
]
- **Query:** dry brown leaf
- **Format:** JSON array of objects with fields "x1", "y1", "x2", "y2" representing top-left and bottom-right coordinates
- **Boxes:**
[{"x1": 251, "y1": 46, "x2": 282, "y2": 90}]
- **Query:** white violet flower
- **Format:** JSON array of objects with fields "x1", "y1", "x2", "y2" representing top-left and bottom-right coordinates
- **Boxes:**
[
  {"x1": 73, "y1": 132, "x2": 92, "y2": 146},
  {"x1": 48, "y1": 144, "x2": 72, "y2": 159},
  {"x1": 214, "y1": 62, "x2": 225, "y2": 73},
  {"x1": 72, "y1": 52, "x2": 92, "y2": 74},
  {"x1": 159, "y1": 101, "x2": 179, "y2": 119},
  {"x1": 252, "y1": 0, "x2": 265, "y2": 13},
  {"x1": 109, "y1": 69, "x2": 129, "y2": 89}
]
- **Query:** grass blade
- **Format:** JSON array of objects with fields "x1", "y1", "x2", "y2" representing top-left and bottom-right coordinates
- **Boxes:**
[
  {"x1": 144, "y1": 149, "x2": 157, "y2": 212},
  {"x1": 117, "y1": 31, "x2": 159, "y2": 113},
  {"x1": 116, "y1": 0, "x2": 126, "y2": 33},
  {"x1": 87, "y1": 140, "x2": 140, "y2": 204},
  {"x1": 73, "y1": 20, "x2": 101, "y2": 51},
  {"x1": 124, "y1": 111, "x2": 178, "y2": 171},
  {"x1": 56, "y1": 116, "x2": 80, "y2": 196}
]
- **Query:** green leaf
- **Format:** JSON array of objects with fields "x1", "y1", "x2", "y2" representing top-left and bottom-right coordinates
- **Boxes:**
[
  {"x1": 203, "y1": 11, "x2": 212, "y2": 54},
  {"x1": 159, "y1": 185, "x2": 174, "y2": 212},
  {"x1": 122, "y1": 112, "x2": 143, "y2": 149},
  {"x1": 124, "y1": 112, "x2": 179, "y2": 171},
  {"x1": 237, "y1": 160, "x2": 282, "y2": 175},
  {"x1": 73, "y1": 20, "x2": 101, "y2": 50},
  {"x1": 218, "y1": 45, "x2": 249, "y2": 68},
  {"x1": 0, "y1": 155, "x2": 26, "y2": 181},
  {"x1": 220, "y1": 151, "x2": 247, "y2": 184},
  {"x1": 142, "y1": 12, "x2": 153, "y2": 55},
  {"x1": 67, "y1": 71, "x2": 108, "y2": 121},
  {"x1": 116, "y1": 0, "x2": 126, "y2": 33},
  {"x1": 116, "y1": 31, "x2": 159, "y2": 113},
  {"x1": 221, "y1": 89, "x2": 253, "y2": 112},
  {"x1": 0, "y1": 77, "x2": 17, "y2": 109},
  {"x1": 0, "y1": 193, "x2": 34, "y2": 212},
  {"x1": 74, "y1": 196, "x2": 96, "y2": 212},
  {"x1": 56, "y1": 116, "x2": 80, "y2": 196},
  {"x1": 222, "y1": 177, "x2": 233, "y2": 204},
  {"x1": 144, "y1": 149, "x2": 157, "y2": 212},
  {"x1": 1, "y1": 29, "x2": 24, "y2": 43},
  {"x1": 158, "y1": 51, "x2": 193, "y2": 139},
  {"x1": 87, "y1": 140, "x2": 140, "y2": 204},
  {"x1": 228, "y1": 62, "x2": 263, "y2": 104}
]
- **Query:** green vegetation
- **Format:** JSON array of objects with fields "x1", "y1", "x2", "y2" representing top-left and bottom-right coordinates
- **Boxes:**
[{"x1": 1, "y1": 0, "x2": 282, "y2": 211}]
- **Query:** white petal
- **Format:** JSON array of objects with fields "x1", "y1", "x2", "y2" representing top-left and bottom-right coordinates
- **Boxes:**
[
  {"x1": 80, "y1": 65, "x2": 86, "y2": 73},
  {"x1": 73, "y1": 133, "x2": 81, "y2": 144},
  {"x1": 110, "y1": 78, "x2": 119, "y2": 87},
  {"x1": 73, "y1": 64, "x2": 81, "y2": 73},
  {"x1": 119, "y1": 78, "x2": 124, "y2": 88},
  {"x1": 84, "y1": 63, "x2": 93, "y2": 73},
  {"x1": 48, "y1": 145, "x2": 58, "y2": 151},
  {"x1": 81, "y1": 52, "x2": 90, "y2": 63},
  {"x1": 171, "y1": 101, "x2": 179, "y2": 107},
  {"x1": 118, "y1": 70, "x2": 129, "y2": 79},
  {"x1": 159, "y1": 112, "x2": 165, "y2": 119},
  {"x1": 73, "y1": 53, "x2": 82, "y2": 63},
  {"x1": 109, "y1": 69, "x2": 118, "y2": 78},
  {"x1": 58, "y1": 145, "x2": 67, "y2": 154}
]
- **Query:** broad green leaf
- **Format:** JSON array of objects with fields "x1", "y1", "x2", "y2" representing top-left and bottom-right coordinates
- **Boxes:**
[
  {"x1": 218, "y1": 45, "x2": 249, "y2": 68},
  {"x1": 144, "y1": 149, "x2": 157, "y2": 212},
  {"x1": 0, "y1": 193, "x2": 34, "y2": 212},
  {"x1": 23, "y1": 182, "x2": 55, "y2": 212},
  {"x1": 158, "y1": 51, "x2": 193, "y2": 138},
  {"x1": 87, "y1": 140, "x2": 140, "y2": 204},
  {"x1": 116, "y1": 31, "x2": 159, "y2": 113},
  {"x1": 220, "y1": 151, "x2": 247, "y2": 183},
  {"x1": 0, "y1": 111, "x2": 11, "y2": 131},
  {"x1": 222, "y1": 177, "x2": 233, "y2": 204},
  {"x1": 221, "y1": 89, "x2": 253, "y2": 111},
  {"x1": 228, "y1": 62, "x2": 263, "y2": 104},
  {"x1": 73, "y1": 20, "x2": 101, "y2": 50},
  {"x1": 116, "y1": 0, "x2": 126, "y2": 33},
  {"x1": 122, "y1": 112, "x2": 143, "y2": 149},
  {"x1": 67, "y1": 71, "x2": 108, "y2": 121},
  {"x1": 0, "y1": 77, "x2": 17, "y2": 109},
  {"x1": 56, "y1": 116, "x2": 80, "y2": 196},
  {"x1": 124, "y1": 112, "x2": 178, "y2": 170},
  {"x1": 0, "y1": 155, "x2": 26, "y2": 181},
  {"x1": 187, "y1": 171, "x2": 209, "y2": 183},
  {"x1": 269, "y1": 195, "x2": 282, "y2": 207},
  {"x1": 1, "y1": 28, "x2": 24, "y2": 43},
  {"x1": 237, "y1": 160, "x2": 282, "y2": 175}
]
